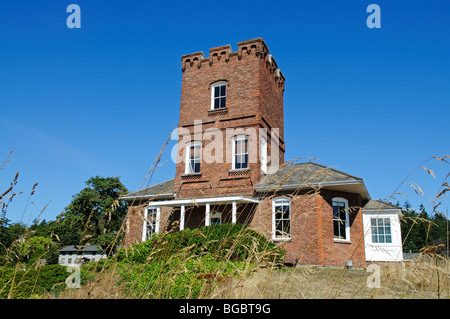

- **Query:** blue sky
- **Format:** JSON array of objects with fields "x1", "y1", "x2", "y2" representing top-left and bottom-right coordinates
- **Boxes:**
[{"x1": 1, "y1": 1, "x2": 449, "y2": 224}]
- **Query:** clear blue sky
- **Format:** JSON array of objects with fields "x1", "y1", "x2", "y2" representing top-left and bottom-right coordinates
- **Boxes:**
[{"x1": 1, "y1": 1, "x2": 449, "y2": 224}]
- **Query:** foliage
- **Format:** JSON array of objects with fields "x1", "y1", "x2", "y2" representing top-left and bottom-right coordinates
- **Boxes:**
[
  {"x1": 62, "y1": 176, "x2": 128, "y2": 247},
  {"x1": 0, "y1": 264, "x2": 70, "y2": 298},
  {"x1": 117, "y1": 223, "x2": 285, "y2": 264},
  {"x1": 112, "y1": 223, "x2": 285, "y2": 298},
  {"x1": 13, "y1": 236, "x2": 59, "y2": 266},
  {"x1": 400, "y1": 202, "x2": 449, "y2": 254}
]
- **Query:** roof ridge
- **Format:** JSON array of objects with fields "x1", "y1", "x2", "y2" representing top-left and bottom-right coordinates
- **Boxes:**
[{"x1": 284, "y1": 161, "x2": 362, "y2": 180}]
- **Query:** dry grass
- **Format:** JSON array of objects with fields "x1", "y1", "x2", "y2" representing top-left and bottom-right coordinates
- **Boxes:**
[{"x1": 212, "y1": 254, "x2": 450, "y2": 299}]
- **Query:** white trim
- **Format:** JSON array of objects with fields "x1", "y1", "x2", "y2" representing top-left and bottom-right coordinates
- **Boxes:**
[
  {"x1": 332, "y1": 197, "x2": 350, "y2": 242},
  {"x1": 180, "y1": 205, "x2": 186, "y2": 231},
  {"x1": 272, "y1": 198, "x2": 291, "y2": 241},
  {"x1": 205, "y1": 203, "x2": 210, "y2": 226},
  {"x1": 210, "y1": 81, "x2": 227, "y2": 110},
  {"x1": 232, "y1": 135, "x2": 249, "y2": 170},
  {"x1": 146, "y1": 196, "x2": 260, "y2": 207},
  {"x1": 210, "y1": 211, "x2": 222, "y2": 225},
  {"x1": 260, "y1": 136, "x2": 267, "y2": 174},
  {"x1": 142, "y1": 206, "x2": 161, "y2": 242},
  {"x1": 185, "y1": 142, "x2": 201, "y2": 175},
  {"x1": 362, "y1": 210, "x2": 403, "y2": 261},
  {"x1": 232, "y1": 201, "x2": 237, "y2": 224}
]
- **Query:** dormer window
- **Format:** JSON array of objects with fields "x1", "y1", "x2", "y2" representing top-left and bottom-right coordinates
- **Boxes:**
[{"x1": 211, "y1": 82, "x2": 226, "y2": 109}]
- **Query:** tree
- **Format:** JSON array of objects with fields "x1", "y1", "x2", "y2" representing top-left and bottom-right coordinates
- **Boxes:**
[
  {"x1": 400, "y1": 202, "x2": 449, "y2": 254},
  {"x1": 58, "y1": 176, "x2": 128, "y2": 251}
]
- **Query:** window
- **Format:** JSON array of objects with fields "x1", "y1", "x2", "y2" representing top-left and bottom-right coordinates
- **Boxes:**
[
  {"x1": 210, "y1": 212, "x2": 222, "y2": 225},
  {"x1": 211, "y1": 82, "x2": 226, "y2": 109},
  {"x1": 142, "y1": 207, "x2": 160, "y2": 241},
  {"x1": 185, "y1": 142, "x2": 201, "y2": 174},
  {"x1": 273, "y1": 199, "x2": 291, "y2": 240},
  {"x1": 233, "y1": 136, "x2": 249, "y2": 170},
  {"x1": 371, "y1": 218, "x2": 392, "y2": 243},
  {"x1": 332, "y1": 198, "x2": 350, "y2": 241},
  {"x1": 260, "y1": 136, "x2": 267, "y2": 174}
]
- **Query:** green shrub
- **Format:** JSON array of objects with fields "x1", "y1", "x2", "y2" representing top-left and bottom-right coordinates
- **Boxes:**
[
  {"x1": 117, "y1": 223, "x2": 285, "y2": 264},
  {"x1": 0, "y1": 264, "x2": 70, "y2": 298},
  {"x1": 114, "y1": 224, "x2": 285, "y2": 299}
]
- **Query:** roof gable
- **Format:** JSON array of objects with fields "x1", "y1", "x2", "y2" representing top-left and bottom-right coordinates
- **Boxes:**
[
  {"x1": 120, "y1": 179, "x2": 175, "y2": 201},
  {"x1": 363, "y1": 199, "x2": 401, "y2": 211}
]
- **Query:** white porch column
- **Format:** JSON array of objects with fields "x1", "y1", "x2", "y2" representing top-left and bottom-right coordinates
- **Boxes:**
[
  {"x1": 232, "y1": 201, "x2": 237, "y2": 224},
  {"x1": 180, "y1": 205, "x2": 185, "y2": 231},
  {"x1": 205, "y1": 203, "x2": 210, "y2": 226}
]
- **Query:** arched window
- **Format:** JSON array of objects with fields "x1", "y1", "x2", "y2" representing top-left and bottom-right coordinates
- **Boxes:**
[
  {"x1": 185, "y1": 142, "x2": 201, "y2": 174},
  {"x1": 142, "y1": 207, "x2": 160, "y2": 242},
  {"x1": 332, "y1": 197, "x2": 350, "y2": 241},
  {"x1": 232, "y1": 135, "x2": 249, "y2": 170},
  {"x1": 211, "y1": 82, "x2": 227, "y2": 109}
]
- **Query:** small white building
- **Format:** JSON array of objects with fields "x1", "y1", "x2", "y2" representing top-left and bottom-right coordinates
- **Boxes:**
[
  {"x1": 363, "y1": 200, "x2": 404, "y2": 262},
  {"x1": 59, "y1": 245, "x2": 107, "y2": 267}
]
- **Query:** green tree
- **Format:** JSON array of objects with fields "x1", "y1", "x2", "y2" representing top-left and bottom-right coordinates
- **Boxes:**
[
  {"x1": 14, "y1": 236, "x2": 58, "y2": 265},
  {"x1": 58, "y1": 176, "x2": 128, "y2": 251}
]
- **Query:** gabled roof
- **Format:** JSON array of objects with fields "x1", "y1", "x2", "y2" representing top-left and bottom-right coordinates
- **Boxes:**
[
  {"x1": 363, "y1": 199, "x2": 401, "y2": 211},
  {"x1": 255, "y1": 162, "x2": 371, "y2": 200},
  {"x1": 59, "y1": 245, "x2": 103, "y2": 253},
  {"x1": 120, "y1": 179, "x2": 175, "y2": 202}
]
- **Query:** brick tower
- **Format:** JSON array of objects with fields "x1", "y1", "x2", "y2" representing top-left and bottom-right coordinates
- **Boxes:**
[{"x1": 174, "y1": 38, "x2": 286, "y2": 200}]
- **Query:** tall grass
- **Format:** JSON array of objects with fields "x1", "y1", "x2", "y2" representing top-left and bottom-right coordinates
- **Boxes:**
[{"x1": 1, "y1": 144, "x2": 449, "y2": 299}]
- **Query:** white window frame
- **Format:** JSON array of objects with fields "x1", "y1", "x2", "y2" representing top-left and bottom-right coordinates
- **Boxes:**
[
  {"x1": 260, "y1": 136, "x2": 267, "y2": 174},
  {"x1": 142, "y1": 207, "x2": 161, "y2": 242},
  {"x1": 210, "y1": 211, "x2": 222, "y2": 225},
  {"x1": 272, "y1": 198, "x2": 291, "y2": 240},
  {"x1": 332, "y1": 197, "x2": 350, "y2": 242},
  {"x1": 185, "y1": 142, "x2": 201, "y2": 174},
  {"x1": 211, "y1": 82, "x2": 227, "y2": 110},
  {"x1": 370, "y1": 217, "x2": 393, "y2": 244},
  {"x1": 232, "y1": 135, "x2": 249, "y2": 170}
]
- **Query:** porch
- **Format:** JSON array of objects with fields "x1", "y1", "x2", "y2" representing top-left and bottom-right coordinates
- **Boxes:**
[{"x1": 146, "y1": 196, "x2": 260, "y2": 233}]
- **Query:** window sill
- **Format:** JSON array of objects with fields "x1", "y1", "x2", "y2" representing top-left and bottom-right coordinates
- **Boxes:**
[
  {"x1": 272, "y1": 237, "x2": 292, "y2": 243},
  {"x1": 228, "y1": 168, "x2": 251, "y2": 176},
  {"x1": 208, "y1": 108, "x2": 228, "y2": 116},
  {"x1": 181, "y1": 173, "x2": 202, "y2": 180},
  {"x1": 228, "y1": 168, "x2": 251, "y2": 173},
  {"x1": 333, "y1": 239, "x2": 352, "y2": 244}
]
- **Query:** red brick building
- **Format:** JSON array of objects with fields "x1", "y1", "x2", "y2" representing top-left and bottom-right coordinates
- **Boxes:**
[{"x1": 121, "y1": 38, "x2": 403, "y2": 267}]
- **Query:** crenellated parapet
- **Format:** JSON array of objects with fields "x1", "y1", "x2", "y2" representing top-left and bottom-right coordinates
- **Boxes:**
[{"x1": 181, "y1": 38, "x2": 284, "y2": 90}]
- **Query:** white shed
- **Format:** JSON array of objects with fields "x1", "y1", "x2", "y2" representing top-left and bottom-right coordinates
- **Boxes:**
[{"x1": 363, "y1": 200, "x2": 404, "y2": 262}]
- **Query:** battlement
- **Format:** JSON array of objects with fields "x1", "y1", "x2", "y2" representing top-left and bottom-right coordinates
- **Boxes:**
[{"x1": 181, "y1": 38, "x2": 284, "y2": 90}]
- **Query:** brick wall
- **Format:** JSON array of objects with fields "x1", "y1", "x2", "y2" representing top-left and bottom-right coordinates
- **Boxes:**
[
  {"x1": 251, "y1": 189, "x2": 366, "y2": 268},
  {"x1": 123, "y1": 204, "x2": 174, "y2": 247},
  {"x1": 175, "y1": 38, "x2": 285, "y2": 199}
]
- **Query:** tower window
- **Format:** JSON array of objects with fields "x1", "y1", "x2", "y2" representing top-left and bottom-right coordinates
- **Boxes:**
[
  {"x1": 233, "y1": 136, "x2": 249, "y2": 170},
  {"x1": 185, "y1": 142, "x2": 201, "y2": 174},
  {"x1": 211, "y1": 82, "x2": 226, "y2": 109}
]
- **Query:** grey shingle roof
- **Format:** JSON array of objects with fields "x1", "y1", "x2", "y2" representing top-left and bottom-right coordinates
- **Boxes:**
[
  {"x1": 255, "y1": 162, "x2": 362, "y2": 190},
  {"x1": 120, "y1": 179, "x2": 175, "y2": 201},
  {"x1": 363, "y1": 199, "x2": 401, "y2": 210},
  {"x1": 59, "y1": 245, "x2": 103, "y2": 252}
]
